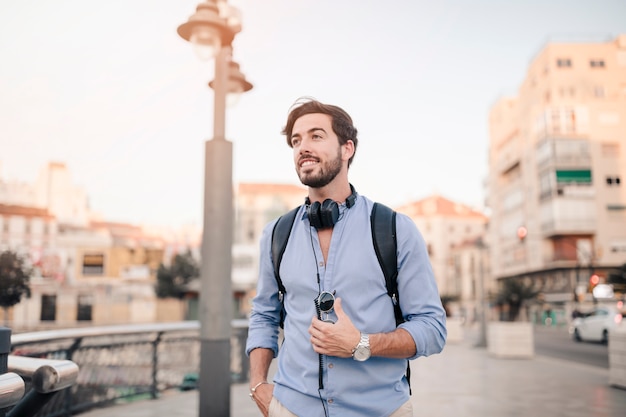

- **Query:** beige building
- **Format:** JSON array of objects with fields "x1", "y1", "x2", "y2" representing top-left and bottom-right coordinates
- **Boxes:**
[
  {"x1": 486, "y1": 35, "x2": 626, "y2": 315},
  {"x1": 448, "y1": 237, "x2": 493, "y2": 323},
  {"x1": 0, "y1": 163, "x2": 178, "y2": 329},
  {"x1": 395, "y1": 195, "x2": 488, "y2": 307},
  {"x1": 233, "y1": 182, "x2": 306, "y2": 316}
]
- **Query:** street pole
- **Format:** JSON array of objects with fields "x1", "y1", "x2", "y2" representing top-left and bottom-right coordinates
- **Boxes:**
[
  {"x1": 199, "y1": 45, "x2": 232, "y2": 417},
  {"x1": 177, "y1": 3, "x2": 252, "y2": 415},
  {"x1": 475, "y1": 239, "x2": 488, "y2": 348}
]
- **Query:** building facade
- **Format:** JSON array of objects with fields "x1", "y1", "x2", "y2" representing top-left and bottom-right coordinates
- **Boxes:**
[
  {"x1": 486, "y1": 35, "x2": 626, "y2": 319},
  {"x1": 233, "y1": 182, "x2": 306, "y2": 316},
  {"x1": 0, "y1": 163, "x2": 175, "y2": 329}
]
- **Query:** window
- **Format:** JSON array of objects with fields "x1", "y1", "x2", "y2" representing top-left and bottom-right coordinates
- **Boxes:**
[
  {"x1": 602, "y1": 143, "x2": 620, "y2": 157},
  {"x1": 77, "y1": 294, "x2": 93, "y2": 321},
  {"x1": 590, "y1": 59, "x2": 605, "y2": 68},
  {"x1": 82, "y1": 253, "x2": 104, "y2": 275},
  {"x1": 557, "y1": 58, "x2": 572, "y2": 68},
  {"x1": 606, "y1": 176, "x2": 621, "y2": 186},
  {"x1": 41, "y1": 294, "x2": 57, "y2": 321}
]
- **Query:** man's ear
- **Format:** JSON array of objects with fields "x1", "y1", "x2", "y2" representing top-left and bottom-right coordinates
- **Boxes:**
[{"x1": 342, "y1": 140, "x2": 355, "y2": 161}]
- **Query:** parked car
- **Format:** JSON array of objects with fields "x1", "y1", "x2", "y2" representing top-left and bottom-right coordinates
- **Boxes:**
[{"x1": 570, "y1": 305, "x2": 624, "y2": 343}]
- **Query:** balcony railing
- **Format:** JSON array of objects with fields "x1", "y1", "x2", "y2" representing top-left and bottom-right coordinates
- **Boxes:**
[{"x1": 6, "y1": 321, "x2": 249, "y2": 417}]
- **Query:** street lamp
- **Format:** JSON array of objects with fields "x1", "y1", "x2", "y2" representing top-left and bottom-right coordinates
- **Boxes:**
[
  {"x1": 474, "y1": 238, "x2": 489, "y2": 348},
  {"x1": 209, "y1": 59, "x2": 253, "y2": 106},
  {"x1": 177, "y1": 1, "x2": 252, "y2": 416}
]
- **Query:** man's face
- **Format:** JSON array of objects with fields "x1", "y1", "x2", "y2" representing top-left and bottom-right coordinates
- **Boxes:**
[{"x1": 290, "y1": 113, "x2": 343, "y2": 188}]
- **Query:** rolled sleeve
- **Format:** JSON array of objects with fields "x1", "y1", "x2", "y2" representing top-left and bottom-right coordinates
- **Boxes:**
[
  {"x1": 245, "y1": 222, "x2": 282, "y2": 357},
  {"x1": 395, "y1": 214, "x2": 447, "y2": 359}
]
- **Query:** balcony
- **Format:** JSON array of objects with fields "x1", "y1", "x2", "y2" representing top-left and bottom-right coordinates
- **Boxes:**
[
  {"x1": 540, "y1": 198, "x2": 596, "y2": 237},
  {"x1": 536, "y1": 137, "x2": 591, "y2": 171}
]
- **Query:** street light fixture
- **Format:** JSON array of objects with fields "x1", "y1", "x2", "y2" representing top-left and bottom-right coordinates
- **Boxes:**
[
  {"x1": 209, "y1": 59, "x2": 253, "y2": 106},
  {"x1": 177, "y1": 1, "x2": 252, "y2": 416},
  {"x1": 177, "y1": 0, "x2": 235, "y2": 61}
]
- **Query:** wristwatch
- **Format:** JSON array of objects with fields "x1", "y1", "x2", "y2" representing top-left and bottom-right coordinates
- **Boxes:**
[{"x1": 352, "y1": 333, "x2": 371, "y2": 361}]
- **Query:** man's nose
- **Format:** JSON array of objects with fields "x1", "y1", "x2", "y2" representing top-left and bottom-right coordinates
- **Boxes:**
[{"x1": 298, "y1": 136, "x2": 314, "y2": 152}]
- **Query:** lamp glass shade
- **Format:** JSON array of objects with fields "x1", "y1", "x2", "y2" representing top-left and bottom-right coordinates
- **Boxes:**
[
  {"x1": 226, "y1": 92, "x2": 242, "y2": 107},
  {"x1": 190, "y1": 26, "x2": 221, "y2": 61}
]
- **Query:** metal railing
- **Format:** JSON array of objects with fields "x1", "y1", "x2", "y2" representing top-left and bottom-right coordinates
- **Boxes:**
[
  {"x1": 7, "y1": 320, "x2": 249, "y2": 416},
  {"x1": 1, "y1": 327, "x2": 80, "y2": 417},
  {"x1": 0, "y1": 373, "x2": 25, "y2": 411}
]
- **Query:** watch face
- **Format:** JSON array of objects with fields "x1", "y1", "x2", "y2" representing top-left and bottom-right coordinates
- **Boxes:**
[{"x1": 353, "y1": 346, "x2": 371, "y2": 361}]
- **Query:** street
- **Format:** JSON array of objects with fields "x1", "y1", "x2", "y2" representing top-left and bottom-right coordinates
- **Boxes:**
[{"x1": 534, "y1": 324, "x2": 609, "y2": 369}]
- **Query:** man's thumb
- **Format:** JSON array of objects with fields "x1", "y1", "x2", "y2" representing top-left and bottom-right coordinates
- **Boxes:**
[{"x1": 334, "y1": 297, "x2": 344, "y2": 316}]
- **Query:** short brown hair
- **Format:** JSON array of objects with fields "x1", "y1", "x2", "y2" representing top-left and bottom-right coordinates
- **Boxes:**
[{"x1": 282, "y1": 98, "x2": 358, "y2": 167}]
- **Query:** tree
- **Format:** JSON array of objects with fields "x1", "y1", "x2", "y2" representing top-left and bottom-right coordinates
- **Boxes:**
[
  {"x1": 495, "y1": 278, "x2": 540, "y2": 322},
  {"x1": 155, "y1": 250, "x2": 200, "y2": 299},
  {"x1": 0, "y1": 250, "x2": 32, "y2": 326}
]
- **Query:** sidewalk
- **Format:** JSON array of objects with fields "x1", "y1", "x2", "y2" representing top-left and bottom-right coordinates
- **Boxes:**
[{"x1": 81, "y1": 332, "x2": 626, "y2": 417}]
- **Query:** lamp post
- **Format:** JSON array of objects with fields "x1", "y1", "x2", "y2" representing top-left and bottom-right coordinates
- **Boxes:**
[
  {"x1": 177, "y1": 1, "x2": 252, "y2": 416},
  {"x1": 475, "y1": 238, "x2": 488, "y2": 348}
]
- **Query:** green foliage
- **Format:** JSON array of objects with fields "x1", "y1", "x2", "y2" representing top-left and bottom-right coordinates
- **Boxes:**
[
  {"x1": 495, "y1": 278, "x2": 540, "y2": 322},
  {"x1": 155, "y1": 250, "x2": 199, "y2": 299},
  {"x1": 0, "y1": 250, "x2": 32, "y2": 309}
]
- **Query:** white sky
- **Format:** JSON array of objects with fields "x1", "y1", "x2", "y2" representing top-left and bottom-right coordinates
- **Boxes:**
[{"x1": 1, "y1": 0, "x2": 625, "y2": 229}]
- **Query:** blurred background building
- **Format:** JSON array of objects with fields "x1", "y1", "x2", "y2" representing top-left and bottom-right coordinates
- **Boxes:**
[
  {"x1": 486, "y1": 35, "x2": 626, "y2": 322},
  {"x1": 396, "y1": 195, "x2": 489, "y2": 322},
  {"x1": 3, "y1": 34, "x2": 625, "y2": 331}
]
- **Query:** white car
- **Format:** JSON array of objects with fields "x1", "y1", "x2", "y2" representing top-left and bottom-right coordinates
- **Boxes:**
[{"x1": 570, "y1": 305, "x2": 624, "y2": 343}]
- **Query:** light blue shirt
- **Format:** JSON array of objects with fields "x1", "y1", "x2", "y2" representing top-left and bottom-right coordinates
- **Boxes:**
[{"x1": 246, "y1": 193, "x2": 446, "y2": 417}]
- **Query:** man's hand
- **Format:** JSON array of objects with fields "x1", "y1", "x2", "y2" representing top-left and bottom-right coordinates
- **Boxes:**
[
  {"x1": 250, "y1": 382, "x2": 274, "y2": 417},
  {"x1": 308, "y1": 298, "x2": 360, "y2": 357}
]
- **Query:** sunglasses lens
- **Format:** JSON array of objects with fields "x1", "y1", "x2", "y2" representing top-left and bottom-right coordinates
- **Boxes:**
[{"x1": 318, "y1": 292, "x2": 334, "y2": 312}]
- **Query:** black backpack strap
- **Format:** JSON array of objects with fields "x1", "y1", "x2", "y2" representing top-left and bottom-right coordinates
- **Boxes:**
[
  {"x1": 371, "y1": 202, "x2": 412, "y2": 393},
  {"x1": 271, "y1": 206, "x2": 300, "y2": 328},
  {"x1": 371, "y1": 203, "x2": 402, "y2": 326}
]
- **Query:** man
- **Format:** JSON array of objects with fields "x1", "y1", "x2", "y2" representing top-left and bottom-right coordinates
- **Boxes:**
[{"x1": 246, "y1": 99, "x2": 446, "y2": 417}]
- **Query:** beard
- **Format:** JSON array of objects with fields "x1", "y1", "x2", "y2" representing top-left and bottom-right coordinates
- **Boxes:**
[{"x1": 297, "y1": 149, "x2": 343, "y2": 189}]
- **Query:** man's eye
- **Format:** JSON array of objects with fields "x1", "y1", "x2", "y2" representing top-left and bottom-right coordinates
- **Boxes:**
[
  {"x1": 291, "y1": 138, "x2": 300, "y2": 146},
  {"x1": 313, "y1": 134, "x2": 322, "y2": 139}
]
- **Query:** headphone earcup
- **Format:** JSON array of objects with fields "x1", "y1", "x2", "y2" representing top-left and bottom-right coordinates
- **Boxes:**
[
  {"x1": 320, "y1": 199, "x2": 339, "y2": 228},
  {"x1": 307, "y1": 201, "x2": 323, "y2": 229}
]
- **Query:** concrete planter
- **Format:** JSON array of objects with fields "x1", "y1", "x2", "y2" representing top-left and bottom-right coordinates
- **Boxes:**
[
  {"x1": 609, "y1": 326, "x2": 626, "y2": 389},
  {"x1": 445, "y1": 318, "x2": 464, "y2": 343},
  {"x1": 487, "y1": 322, "x2": 534, "y2": 359}
]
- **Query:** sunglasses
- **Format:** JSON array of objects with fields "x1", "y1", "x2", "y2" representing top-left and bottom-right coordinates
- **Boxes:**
[{"x1": 315, "y1": 291, "x2": 336, "y2": 323}]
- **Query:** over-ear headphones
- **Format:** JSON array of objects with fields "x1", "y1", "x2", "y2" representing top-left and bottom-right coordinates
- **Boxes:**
[{"x1": 306, "y1": 185, "x2": 357, "y2": 229}]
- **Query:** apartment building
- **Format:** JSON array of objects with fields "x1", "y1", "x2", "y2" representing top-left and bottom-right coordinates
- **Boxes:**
[{"x1": 486, "y1": 35, "x2": 626, "y2": 311}]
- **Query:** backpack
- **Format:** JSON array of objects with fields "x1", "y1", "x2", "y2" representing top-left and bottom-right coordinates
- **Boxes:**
[{"x1": 270, "y1": 202, "x2": 412, "y2": 392}]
